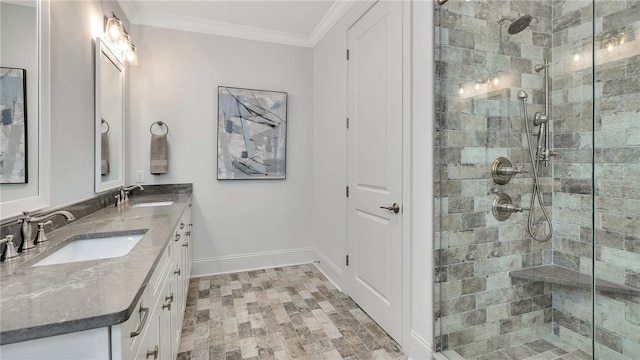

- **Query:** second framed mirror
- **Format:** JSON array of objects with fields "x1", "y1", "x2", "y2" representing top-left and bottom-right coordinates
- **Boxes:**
[{"x1": 94, "y1": 37, "x2": 124, "y2": 193}]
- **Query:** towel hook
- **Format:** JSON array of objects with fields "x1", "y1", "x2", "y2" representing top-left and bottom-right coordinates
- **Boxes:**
[
  {"x1": 101, "y1": 118, "x2": 110, "y2": 134},
  {"x1": 150, "y1": 121, "x2": 169, "y2": 136}
]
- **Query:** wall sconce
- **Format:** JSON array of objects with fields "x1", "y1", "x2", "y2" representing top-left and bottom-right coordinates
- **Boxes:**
[
  {"x1": 104, "y1": 12, "x2": 138, "y2": 65},
  {"x1": 105, "y1": 13, "x2": 124, "y2": 43}
]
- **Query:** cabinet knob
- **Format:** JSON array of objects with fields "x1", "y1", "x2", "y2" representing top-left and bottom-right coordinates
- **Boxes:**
[
  {"x1": 182, "y1": 243, "x2": 189, "y2": 248},
  {"x1": 174, "y1": 269, "x2": 181, "y2": 276},
  {"x1": 165, "y1": 293, "x2": 174, "y2": 303},
  {"x1": 146, "y1": 345, "x2": 158, "y2": 359},
  {"x1": 180, "y1": 222, "x2": 185, "y2": 229},
  {"x1": 174, "y1": 233, "x2": 181, "y2": 242},
  {"x1": 162, "y1": 301, "x2": 171, "y2": 311}
]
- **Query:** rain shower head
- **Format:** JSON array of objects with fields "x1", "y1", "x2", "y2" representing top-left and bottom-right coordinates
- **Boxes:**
[{"x1": 498, "y1": 14, "x2": 532, "y2": 35}]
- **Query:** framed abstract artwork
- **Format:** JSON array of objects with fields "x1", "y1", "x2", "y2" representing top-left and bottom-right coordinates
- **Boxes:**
[
  {"x1": 217, "y1": 86, "x2": 287, "y2": 180},
  {"x1": 0, "y1": 67, "x2": 28, "y2": 184}
]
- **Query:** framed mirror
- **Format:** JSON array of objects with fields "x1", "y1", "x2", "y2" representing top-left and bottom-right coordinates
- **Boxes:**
[
  {"x1": 94, "y1": 38, "x2": 124, "y2": 193},
  {"x1": 0, "y1": 0, "x2": 50, "y2": 219}
]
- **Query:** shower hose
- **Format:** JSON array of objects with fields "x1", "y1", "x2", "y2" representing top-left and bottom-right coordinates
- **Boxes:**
[{"x1": 522, "y1": 99, "x2": 553, "y2": 242}]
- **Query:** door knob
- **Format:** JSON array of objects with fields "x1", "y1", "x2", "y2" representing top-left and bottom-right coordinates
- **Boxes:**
[{"x1": 380, "y1": 203, "x2": 400, "y2": 214}]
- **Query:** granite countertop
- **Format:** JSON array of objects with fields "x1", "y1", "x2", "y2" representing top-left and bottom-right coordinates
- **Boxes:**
[{"x1": 0, "y1": 193, "x2": 192, "y2": 345}]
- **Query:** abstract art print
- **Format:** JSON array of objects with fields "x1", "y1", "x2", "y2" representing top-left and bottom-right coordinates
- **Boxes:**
[
  {"x1": 217, "y1": 86, "x2": 287, "y2": 180},
  {"x1": 0, "y1": 67, "x2": 28, "y2": 184}
]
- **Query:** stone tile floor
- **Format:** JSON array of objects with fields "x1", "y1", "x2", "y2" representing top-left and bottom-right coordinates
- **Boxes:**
[
  {"x1": 468, "y1": 338, "x2": 591, "y2": 360},
  {"x1": 177, "y1": 264, "x2": 406, "y2": 360}
]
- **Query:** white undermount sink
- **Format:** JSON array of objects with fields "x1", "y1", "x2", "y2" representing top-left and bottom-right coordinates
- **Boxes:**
[
  {"x1": 34, "y1": 230, "x2": 147, "y2": 267},
  {"x1": 132, "y1": 201, "x2": 174, "y2": 208}
]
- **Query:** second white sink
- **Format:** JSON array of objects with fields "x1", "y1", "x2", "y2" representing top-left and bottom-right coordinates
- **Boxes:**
[{"x1": 34, "y1": 230, "x2": 147, "y2": 267}]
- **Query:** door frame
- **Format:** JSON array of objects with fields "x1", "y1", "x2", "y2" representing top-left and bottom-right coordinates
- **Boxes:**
[{"x1": 342, "y1": 0, "x2": 413, "y2": 350}]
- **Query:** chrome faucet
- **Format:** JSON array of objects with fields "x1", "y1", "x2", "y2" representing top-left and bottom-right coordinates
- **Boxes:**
[
  {"x1": 121, "y1": 185, "x2": 144, "y2": 203},
  {"x1": 20, "y1": 210, "x2": 76, "y2": 252}
]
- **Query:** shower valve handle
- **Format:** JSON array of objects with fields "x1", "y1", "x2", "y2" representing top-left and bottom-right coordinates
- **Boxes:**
[
  {"x1": 497, "y1": 166, "x2": 528, "y2": 176},
  {"x1": 492, "y1": 157, "x2": 526, "y2": 185}
]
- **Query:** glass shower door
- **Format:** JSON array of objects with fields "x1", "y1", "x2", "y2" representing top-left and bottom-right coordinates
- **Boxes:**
[{"x1": 593, "y1": 1, "x2": 640, "y2": 359}]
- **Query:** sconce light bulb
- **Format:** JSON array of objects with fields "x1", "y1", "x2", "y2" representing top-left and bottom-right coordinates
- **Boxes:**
[
  {"x1": 126, "y1": 45, "x2": 138, "y2": 66},
  {"x1": 574, "y1": 53, "x2": 580, "y2": 61},
  {"x1": 459, "y1": 86, "x2": 464, "y2": 95},
  {"x1": 475, "y1": 82, "x2": 480, "y2": 90},
  {"x1": 492, "y1": 76, "x2": 499, "y2": 85},
  {"x1": 607, "y1": 43, "x2": 614, "y2": 52},
  {"x1": 105, "y1": 15, "x2": 124, "y2": 43}
]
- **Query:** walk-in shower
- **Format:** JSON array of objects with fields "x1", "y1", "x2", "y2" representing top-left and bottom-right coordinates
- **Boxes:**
[{"x1": 435, "y1": 0, "x2": 640, "y2": 359}]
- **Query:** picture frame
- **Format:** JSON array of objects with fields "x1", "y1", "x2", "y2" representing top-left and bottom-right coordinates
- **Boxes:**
[
  {"x1": 217, "y1": 86, "x2": 288, "y2": 180},
  {"x1": 0, "y1": 67, "x2": 28, "y2": 184}
]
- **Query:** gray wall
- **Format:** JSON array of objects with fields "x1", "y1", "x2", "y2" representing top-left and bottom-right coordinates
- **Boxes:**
[
  {"x1": 49, "y1": 0, "x2": 129, "y2": 207},
  {"x1": 128, "y1": 25, "x2": 314, "y2": 274}
]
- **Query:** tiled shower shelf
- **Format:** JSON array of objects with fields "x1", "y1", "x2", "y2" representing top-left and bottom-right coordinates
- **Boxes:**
[{"x1": 509, "y1": 265, "x2": 639, "y2": 296}]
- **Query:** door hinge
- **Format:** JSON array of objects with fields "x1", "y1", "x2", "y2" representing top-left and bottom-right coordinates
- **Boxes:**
[
  {"x1": 346, "y1": 49, "x2": 349, "y2": 60},
  {"x1": 346, "y1": 186, "x2": 349, "y2": 197},
  {"x1": 346, "y1": 255, "x2": 349, "y2": 266},
  {"x1": 346, "y1": 118, "x2": 349, "y2": 129}
]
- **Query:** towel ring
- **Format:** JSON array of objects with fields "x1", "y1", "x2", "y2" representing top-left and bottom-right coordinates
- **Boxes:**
[
  {"x1": 101, "y1": 119, "x2": 110, "y2": 134},
  {"x1": 150, "y1": 121, "x2": 169, "y2": 135}
]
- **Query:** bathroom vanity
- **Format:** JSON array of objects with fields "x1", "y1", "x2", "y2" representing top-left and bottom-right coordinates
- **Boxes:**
[{"x1": 0, "y1": 192, "x2": 192, "y2": 360}]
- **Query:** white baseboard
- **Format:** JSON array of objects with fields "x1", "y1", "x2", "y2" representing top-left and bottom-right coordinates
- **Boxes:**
[
  {"x1": 312, "y1": 249, "x2": 344, "y2": 292},
  {"x1": 191, "y1": 247, "x2": 315, "y2": 277},
  {"x1": 312, "y1": 249, "x2": 344, "y2": 291},
  {"x1": 408, "y1": 330, "x2": 433, "y2": 360}
]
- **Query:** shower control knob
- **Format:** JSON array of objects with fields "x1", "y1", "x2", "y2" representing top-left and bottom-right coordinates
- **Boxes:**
[
  {"x1": 491, "y1": 157, "x2": 526, "y2": 185},
  {"x1": 492, "y1": 193, "x2": 523, "y2": 221}
]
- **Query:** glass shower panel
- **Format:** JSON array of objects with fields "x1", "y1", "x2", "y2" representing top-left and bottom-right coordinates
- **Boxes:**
[
  {"x1": 593, "y1": 1, "x2": 640, "y2": 359},
  {"x1": 435, "y1": 0, "x2": 598, "y2": 358},
  {"x1": 548, "y1": 0, "x2": 595, "y2": 357},
  {"x1": 435, "y1": 0, "x2": 559, "y2": 358}
]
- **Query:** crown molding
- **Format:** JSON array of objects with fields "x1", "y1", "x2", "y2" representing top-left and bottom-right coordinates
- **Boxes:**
[
  {"x1": 117, "y1": 0, "x2": 356, "y2": 49},
  {"x1": 131, "y1": 10, "x2": 314, "y2": 48},
  {"x1": 309, "y1": 0, "x2": 354, "y2": 47}
]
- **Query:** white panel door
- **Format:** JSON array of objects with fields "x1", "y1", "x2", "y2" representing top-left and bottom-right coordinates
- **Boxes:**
[{"x1": 347, "y1": 0, "x2": 403, "y2": 342}]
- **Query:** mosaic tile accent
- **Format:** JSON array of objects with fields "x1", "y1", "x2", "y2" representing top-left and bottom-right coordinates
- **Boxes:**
[{"x1": 177, "y1": 264, "x2": 406, "y2": 360}]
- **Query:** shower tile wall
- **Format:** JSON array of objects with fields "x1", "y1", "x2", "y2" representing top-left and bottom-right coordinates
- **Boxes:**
[
  {"x1": 551, "y1": 1, "x2": 640, "y2": 359},
  {"x1": 435, "y1": 1, "x2": 555, "y2": 358}
]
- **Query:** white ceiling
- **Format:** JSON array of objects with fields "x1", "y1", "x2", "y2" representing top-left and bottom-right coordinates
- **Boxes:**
[{"x1": 118, "y1": 0, "x2": 354, "y2": 47}]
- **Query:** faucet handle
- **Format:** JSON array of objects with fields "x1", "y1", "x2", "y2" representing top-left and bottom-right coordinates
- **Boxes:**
[
  {"x1": 35, "y1": 221, "x2": 53, "y2": 244},
  {"x1": 1, "y1": 235, "x2": 19, "y2": 261},
  {"x1": 115, "y1": 194, "x2": 122, "y2": 207}
]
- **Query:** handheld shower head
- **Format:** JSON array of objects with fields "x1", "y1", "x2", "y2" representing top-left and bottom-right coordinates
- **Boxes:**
[{"x1": 517, "y1": 90, "x2": 528, "y2": 100}]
